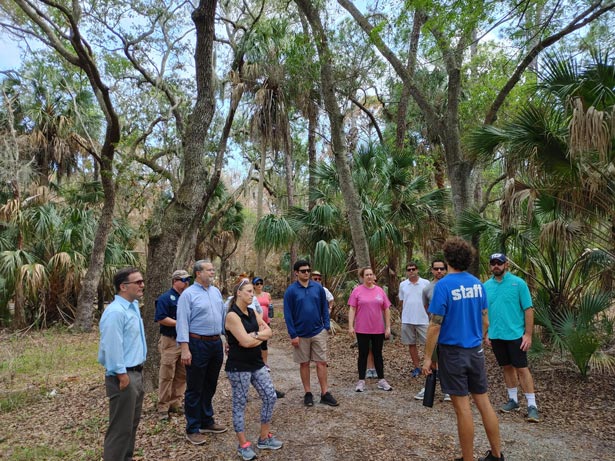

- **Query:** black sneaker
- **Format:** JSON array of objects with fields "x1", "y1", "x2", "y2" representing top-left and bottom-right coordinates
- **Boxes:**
[
  {"x1": 478, "y1": 450, "x2": 504, "y2": 461},
  {"x1": 275, "y1": 389, "x2": 285, "y2": 398},
  {"x1": 320, "y1": 391, "x2": 339, "y2": 406},
  {"x1": 304, "y1": 392, "x2": 314, "y2": 407}
]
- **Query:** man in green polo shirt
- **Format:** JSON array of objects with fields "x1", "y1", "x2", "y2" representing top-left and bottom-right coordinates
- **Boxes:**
[{"x1": 484, "y1": 253, "x2": 540, "y2": 423}]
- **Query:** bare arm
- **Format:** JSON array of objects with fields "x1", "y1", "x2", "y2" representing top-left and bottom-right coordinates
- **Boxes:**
[
  {"x1": 520, "y1": 308, "x2": 534, "y2": 351},
  {"x1": 384, "y1": 307, "x2": 391, "y2": 339},
  {"x1": 158, "y1": 317, "x2": 176, "y2": 327},
  {"x1": 225, "y1": 312, "x2": 268, "y2": 348},
  {"x1": 348, "y1": 306, "x2": 356, "y2": 336},
  {"x1": 482, "y1": 309, "x2": 491, "y2": 346},
  {"x1": 422, "y1": 315, "x2": 443, "y2": 374}
]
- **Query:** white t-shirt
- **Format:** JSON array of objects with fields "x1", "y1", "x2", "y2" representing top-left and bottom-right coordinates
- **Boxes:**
[
  {"x1": 398, "y1": 277, "x2": 430, "y2": 325},
  {"x1": 323, "y1": 286, "x2": 334, "y2": 303}
]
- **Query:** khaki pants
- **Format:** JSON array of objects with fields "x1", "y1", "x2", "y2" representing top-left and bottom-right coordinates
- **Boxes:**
[{"x1": 157, "y1": 335, "x2": 186, "y2": 412}]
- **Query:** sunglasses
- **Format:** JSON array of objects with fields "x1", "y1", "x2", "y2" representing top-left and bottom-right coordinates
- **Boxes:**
[
  {"x1": 177, "y1": 277, "x2": 191, "y2": 283},
  {"x1": 123, "y1": 279, "x2": 145, "y2": 286},
  {"x1": 406, "y1": 268, "x2": 417, "y2": 271},
  {"x1": 490, "y1": 261, "x2": 505, "y2": 266},
  {"x1": 297, "y1": 269, "x2": 311, "y2": 274},
  {"x1": 254, "y1": 282, "x2": 263, "y2": 286},
  {"x1": 312, "y1": 276, "x2": 322, "y2": 281},
  {"x1": 432, "y1": 267, "x2": 446, "y2": 271}
]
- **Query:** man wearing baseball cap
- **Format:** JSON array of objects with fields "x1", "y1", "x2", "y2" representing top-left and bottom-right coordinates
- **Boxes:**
[
  {"x1": 484, "y1": 253, "x2": 540, "y2": 423},
  {"x1": 154, "y1": 269, "x2": 192, "y2": 420},
  {"x1": 311, "y1": 271, "x2": 334, "y2": 312}
]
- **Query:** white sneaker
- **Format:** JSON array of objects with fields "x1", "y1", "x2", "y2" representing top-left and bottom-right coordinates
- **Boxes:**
[
  {"x1": 355, "y1": 379, "x2": 365, "y2": 392},
  {"x1": 414, "y1": 388, "x2": 425, "y2": 400},
  {"x1": 377, "y1": 379, "x2": 392, "y2": 391},
  {"x1": 366, "y1": 368, "x2": 377, "y2": 378},
  {"x1": 443, "y1": 393, "x2": 452, "y2": 401}
]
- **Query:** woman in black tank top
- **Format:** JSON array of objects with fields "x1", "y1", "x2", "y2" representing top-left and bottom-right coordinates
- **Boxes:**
[{"x1": 224, "y1": 280, "x2": 283, "y2": 459}]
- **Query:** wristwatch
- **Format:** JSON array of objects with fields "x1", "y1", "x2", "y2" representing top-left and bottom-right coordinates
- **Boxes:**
[{"x1": 254, "y1": 331, "x2": 259, "y2": 338}]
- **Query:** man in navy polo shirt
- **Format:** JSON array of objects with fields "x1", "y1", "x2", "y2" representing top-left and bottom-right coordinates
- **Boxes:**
[
  {"x1": 284, "y1": 259, "x2": 339, "y2": 408},
  {"x1": 155, "y1": 269, "x2": 191, "y2": 420}
]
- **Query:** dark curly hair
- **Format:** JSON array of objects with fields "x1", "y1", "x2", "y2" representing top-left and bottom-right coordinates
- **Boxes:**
[{"x1": 442, "y1": 237, "x2": 475, "y2": 271}]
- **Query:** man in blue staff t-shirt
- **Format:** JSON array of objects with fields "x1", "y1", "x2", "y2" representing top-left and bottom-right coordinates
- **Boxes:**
[{"x1": 423, "y1": 237, "x2": 504, "y2": 461}]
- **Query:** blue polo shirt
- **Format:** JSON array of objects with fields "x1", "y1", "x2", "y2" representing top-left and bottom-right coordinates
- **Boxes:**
[
  {"x1": 484, "y1": 272, "x2": 533, "y2": 340},
  {"x1": 428, "y1": 272, "x2": 487, "y2": 348},
  {"x1": 283, "y1": 280, "x2": 330, "y2": 338},
  {"x1": 154, "y1": 287, "x2": 181, "y2": 338}
]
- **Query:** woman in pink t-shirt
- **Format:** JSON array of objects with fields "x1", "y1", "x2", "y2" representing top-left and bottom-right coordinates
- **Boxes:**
[{"x1": 348, "y1": 267, "x2": 392, "y2": 392}]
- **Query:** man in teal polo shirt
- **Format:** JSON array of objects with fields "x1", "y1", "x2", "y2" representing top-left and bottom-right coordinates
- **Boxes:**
[{"x1": 484, "y1": 253, "x2": 540, "y2": 423}]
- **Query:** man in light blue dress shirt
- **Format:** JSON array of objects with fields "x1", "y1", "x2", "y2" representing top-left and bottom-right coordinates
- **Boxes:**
[
  {"x1": 98, "y1": 267, "x2": 147, "y2": 461},
  {"x1": 177, "y1": 259, "x2": 228, "y2": 445}
]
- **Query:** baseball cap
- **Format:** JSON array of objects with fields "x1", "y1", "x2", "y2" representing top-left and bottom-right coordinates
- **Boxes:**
[
  {"x1": 252, "y1": 277, "x2": 264, "y2": 284},
  {"x1": 489, "y1": 253, "x2": 507, "y2": 263},
  {"x1": 172, "y1": 269, "x2": 191, "y2": 280}
]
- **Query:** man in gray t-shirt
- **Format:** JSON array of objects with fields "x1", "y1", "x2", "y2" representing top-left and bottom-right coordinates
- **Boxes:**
[{"x1": 414, "y1": 259, "x2": 450, "y2": 401}]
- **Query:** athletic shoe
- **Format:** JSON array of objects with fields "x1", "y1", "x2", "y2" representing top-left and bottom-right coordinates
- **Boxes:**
[
  {"x1": 265, "y1": 365, "x2": 271, "y2": 372},
  {"x1": 199, "y1": 423, "x2": 228, "y2": 433},
  {"x1": 257, "y1": 433, "x2": 283, "y2": 450},
  {"x1": 414, "y1": 388, "x2": 425, "y2": 400},
  {"x1": 275, "y1": 389, "x2": 285, "y2": 398},
  {"x1": 526, "y1": 405, "x2": 540, "y2": 422},
  {"x1": 186, "y1": 432, "x2": 207, "y2": 445},
  {"x1": 366, "y1": 368, "x2": 377, "y2": 378},
  {"x1": 304, "y1": 392, "x2": 314, "y2": 407},
  {"x1": 320, "y1": 391, "x2": 339, "y2": 406},
  {"x1": 355, "y1": 379, "x2": 365, "y2": 392},
  {"x1": 411, "y1": 367, "x2": 421, "y2": 378},
  {"x1": 443, "y1": 393, "x2": 452, "y2": 402},
  {"x1": 237, "y1": 442, "x2": 257, "y2": 460},
  {"x1": 500, "y1": 398, "x2": 520, "y2": 413},
  {"x1": 377, "y1": 379, "x2": 392, "y2": 391},
  {"x1": 478, "y1": 449, "x2": 505, "y2": 461}
]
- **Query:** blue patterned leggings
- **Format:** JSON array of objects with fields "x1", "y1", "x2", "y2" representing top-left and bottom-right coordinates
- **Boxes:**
[{"x1": 226, "y1": 366, "x2": 277, "y2": 433}]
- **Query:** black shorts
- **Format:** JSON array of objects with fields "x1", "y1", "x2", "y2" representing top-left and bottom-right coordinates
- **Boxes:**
[
  {"x1": 438, "y1": 344, "x2": 488, "y2": 396},
  {"x1": 490, "y1": 337, "x2": 527, "y2": 368},
  {"x1": 260, "y1": 339, "x2": 268, "y2": 351}
]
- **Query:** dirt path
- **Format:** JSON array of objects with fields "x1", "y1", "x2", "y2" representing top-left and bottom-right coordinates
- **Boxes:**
[{"x1": 2, "y1": 321, "x2": 613, "y2": 460}]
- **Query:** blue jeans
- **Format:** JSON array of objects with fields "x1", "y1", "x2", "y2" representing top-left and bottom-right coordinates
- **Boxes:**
[{"x1": 184, "y1": 337, "x2": 223, "y2": 434}]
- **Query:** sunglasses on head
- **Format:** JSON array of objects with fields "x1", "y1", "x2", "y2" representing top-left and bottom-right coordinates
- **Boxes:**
[{"x1": 298, "y1": 268, "x2": 311, "y2": 274}]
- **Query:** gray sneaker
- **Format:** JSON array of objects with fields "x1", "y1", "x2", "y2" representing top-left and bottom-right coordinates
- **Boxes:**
[
  {"x1": 355, "y1": 379, "x2": 365, "y2": 392},
  {"x1": 414, "y1": 388, "x2": 425, "y2": 400},
  {"x1": 237, "y1": 442, "x2": 257, "y2": 460},
  {"x1": 257, "y1": 433, "x2": 283, "y2": 450},
  {"x1": 366, "y1": 368, "x2": 377, "y2": 378},
  {"x1": 526, "y1": 405, "x2": 540, "y2": 422},
  {"x1": 500, "y1": 398, "x2": 520, "y2": 413},
  {"x1": 377, "y1": 379, "x2": 392, "y2": 391}
]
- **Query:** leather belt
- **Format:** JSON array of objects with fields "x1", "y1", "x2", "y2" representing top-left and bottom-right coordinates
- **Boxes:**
[
  {"x1": 189, "y1": 333, "x2": 221, "y2": 341},
  {"x1": 126, "y1": 364, "x2": 143, "y2": 372}
]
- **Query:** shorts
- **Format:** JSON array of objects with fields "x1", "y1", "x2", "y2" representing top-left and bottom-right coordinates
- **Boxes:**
[
  {"x1": 401, "y1": 323, "x2": 427, "y2": 345},
  {"x1": 293, "y1": 329, "x2": 328, "y2": 364},
  {"x1": 260, "y1": 339, "x2": 268, "y2": 351},
  {"x1": 438, "y1": 344, "x2": 488, "y2": 396},
  {"x1": 490, "y1": 337, "x2": 528, "y2": 368}
]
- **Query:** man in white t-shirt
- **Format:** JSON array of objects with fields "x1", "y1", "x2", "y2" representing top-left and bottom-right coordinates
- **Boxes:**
[
  {"x1": 398, "y1": 261, "x2": 430, "y2": 377},
  {"x1": 311, "y1": 271, "x2": 334, "y2": 312}
]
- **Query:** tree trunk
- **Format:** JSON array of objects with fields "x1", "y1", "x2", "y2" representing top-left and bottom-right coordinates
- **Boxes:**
[
  {"x1": 307, "y1": 98, "x2": 318, "y2": 211},
  {"x1": 142, "y1": 0, "x2": 239, "y2": 393},
  {"x1": 295, "y1": 0, "x2": 371, "y2": 269},
  {"x1": 74, "y1": 167, "x2": 116, "y2": 331},
  {"x1": 256, "y1": 142, "x2": 267, "y2": 274}
]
